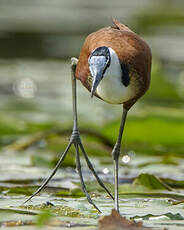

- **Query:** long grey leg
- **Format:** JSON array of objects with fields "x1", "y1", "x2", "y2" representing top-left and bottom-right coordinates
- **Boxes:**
[
  {"x1": 71, "y1": 58, "x2": 101, "y2": 212},
  {"x1": 71, "y1": 57, "x2": 113, "y2": 202},
  {"x1": 75, "y1": 143, "x2": 101, "y2": 213},
  {"x1": 23, "y1": 141, "x2": 73, "y2": 204},
  {"x1": 71, "y1": 57, "x2": 79, "y2": 134},
  {"x1": 79, "y1": 142, "x2": 114, "y2": 200},
  {"x1": 23, "y1": 58, "x2": 79, "y2": 205},
  {"x1": 112, "y1": 108, "x2": 128, "y2": 212},
  {"x1": 23, "y1": 57, "x2": 112, "y2": 212}
]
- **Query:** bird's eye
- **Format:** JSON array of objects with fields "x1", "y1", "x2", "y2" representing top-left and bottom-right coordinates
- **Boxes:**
[{"x1": 106, "y1": 59, "x2": 110, "y2": 68}]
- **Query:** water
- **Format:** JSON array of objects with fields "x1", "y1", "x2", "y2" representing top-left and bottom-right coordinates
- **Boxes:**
[{"x1": 0, "y1": 1, "x2": 184, "y2": 229}]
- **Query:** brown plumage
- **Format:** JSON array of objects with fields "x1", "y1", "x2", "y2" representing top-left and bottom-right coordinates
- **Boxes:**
[{"x1": 75, "y1": 19, "x2": 152, "y2": 110}]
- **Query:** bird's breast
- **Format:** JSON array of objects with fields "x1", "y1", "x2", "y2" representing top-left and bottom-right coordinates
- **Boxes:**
[{"x1": 96, "y1": 73, "x2": 134, "y2": 104}]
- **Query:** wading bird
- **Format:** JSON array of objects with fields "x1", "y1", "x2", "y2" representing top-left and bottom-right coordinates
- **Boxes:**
[{"x1": 24, "y1": 19, "x2": 152, "y2": 213}]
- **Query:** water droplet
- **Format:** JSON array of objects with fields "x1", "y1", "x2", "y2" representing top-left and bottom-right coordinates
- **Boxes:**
[
  {"x1": 102, "y1": 168, "x2": 109, "y2": 174},
  {"x1": 13, "y1": 78, "x2": 37, "y2": 98},
  {"x1": 122, "y1": 155, "x2": 130, "y2": 164}
]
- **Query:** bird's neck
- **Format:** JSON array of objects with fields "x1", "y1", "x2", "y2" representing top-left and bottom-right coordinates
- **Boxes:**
[{"x1": 105, "y1": 48, "x2": 122, "y2": 79}]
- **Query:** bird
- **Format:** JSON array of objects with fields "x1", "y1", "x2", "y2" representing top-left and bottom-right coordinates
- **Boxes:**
[{"x1": 23, "y1": 19, "x2": 152, "y2": 213}]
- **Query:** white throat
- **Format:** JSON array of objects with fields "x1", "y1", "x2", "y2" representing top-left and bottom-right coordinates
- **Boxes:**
[{"x1": 96, "y1": 47, "x2": 133, "y2": 104}]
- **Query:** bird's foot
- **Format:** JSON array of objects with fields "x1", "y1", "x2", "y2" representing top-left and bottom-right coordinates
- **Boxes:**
[
  {"x1": 23, "y1": 56, "x2": 113, "y2": 213},
  {"x1": 70, "y1": 129, "x2": 114, "y2": 213},
  {"x1": 23, "y1": 128, "x2": 113, "y2": 213},
  {"x1": 71, "y1": 57, "x2": 78, "y2": 66}
]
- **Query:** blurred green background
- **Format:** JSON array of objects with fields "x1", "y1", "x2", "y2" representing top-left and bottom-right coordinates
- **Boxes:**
[
  {"x1": 0, "y1": 0, "x2": 184, "y2": 158},
  {"x1": 1, "y1": 1, "x2": 184, "y2": 227}
]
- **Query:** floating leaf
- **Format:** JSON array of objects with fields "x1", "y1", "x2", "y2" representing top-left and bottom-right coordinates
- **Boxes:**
[
  {"x1": 133, "y1": 173, "x2": 172, "y2": 191},
  {"x1": 36, "y1": 209, "x2": 54, "y2": 227},
  {"x1": 0, "y1": 186, "x2": 36, "y2": 196}
]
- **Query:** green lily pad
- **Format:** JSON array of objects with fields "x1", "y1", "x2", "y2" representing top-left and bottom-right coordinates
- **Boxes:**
[{"x1": 133, "y1": 173, "x2": 172, "y2": 191}]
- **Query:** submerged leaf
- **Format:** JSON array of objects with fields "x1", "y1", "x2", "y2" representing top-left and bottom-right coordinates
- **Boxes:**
[
  {"x1": 22, "y1": 204, "x2": 86, "y2": 218},
  {"x1": 166, "y1": 212, "x2": 184, "y2": 220},
  {"x1": 0, "y1": 220, "x2": 33, "y2": 227},
  {"x1": 119, "y1": 191, "x2": 184, "y2": 200},
  {"x1": 133, "y1": 212, "x2": 184, "y2": 221},
  {"x1": 161, "y1": 178, "x2": 184, "y2": 189},
  {"x1": 56, "y1": 188, "x2": 84, "y2": 198}
]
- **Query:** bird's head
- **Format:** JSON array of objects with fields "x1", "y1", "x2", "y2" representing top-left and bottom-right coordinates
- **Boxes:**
[{"x1": 88, "y1": 46, "x2": 111, "y2": 98}]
